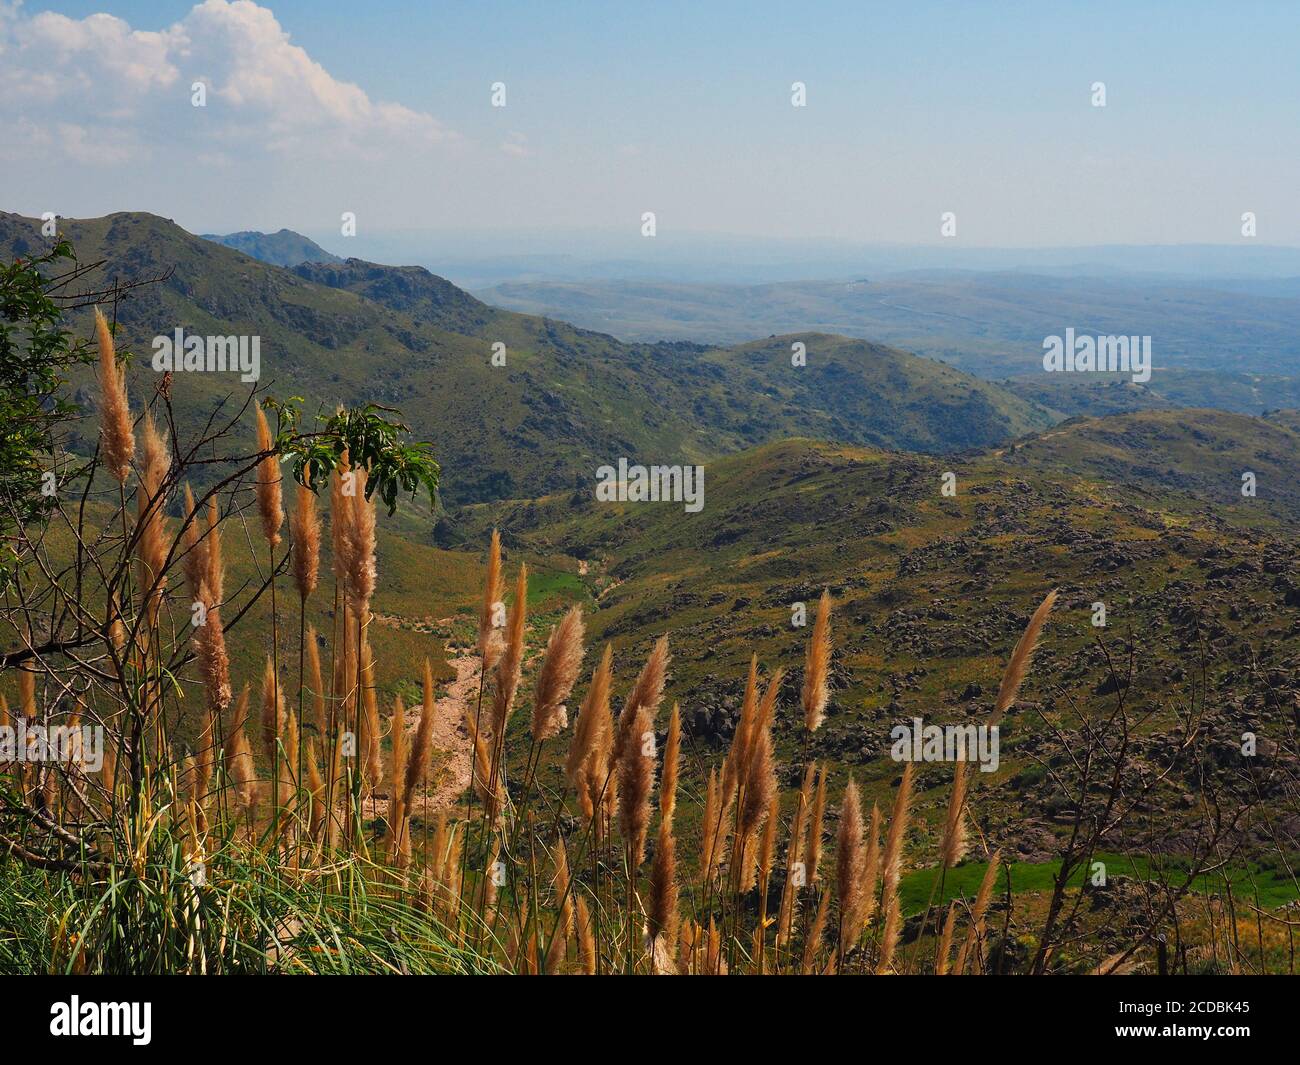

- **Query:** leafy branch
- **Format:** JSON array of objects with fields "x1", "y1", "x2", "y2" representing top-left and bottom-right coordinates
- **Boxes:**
[{"x1": 265, "y1": 398, "x2": 440, "y2": 513}]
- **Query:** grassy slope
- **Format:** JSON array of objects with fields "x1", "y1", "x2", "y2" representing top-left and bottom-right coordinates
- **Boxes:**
[
  {"x1": 1, "y1": 211, "x2": 1053, "y2": 510},
  {"x1": 453, "y1": 413, "x2": 1300, "y2": 866}
]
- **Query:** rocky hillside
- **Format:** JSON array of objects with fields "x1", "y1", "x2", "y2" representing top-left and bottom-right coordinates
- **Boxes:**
[{"x1": 2, "y1": 210, "x2": 1054, "y2": 506}]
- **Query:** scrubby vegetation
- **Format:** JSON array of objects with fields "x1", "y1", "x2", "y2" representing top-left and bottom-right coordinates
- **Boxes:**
[{"x1": 4, "y1": 241, "x2": 1300, "y2": 976}]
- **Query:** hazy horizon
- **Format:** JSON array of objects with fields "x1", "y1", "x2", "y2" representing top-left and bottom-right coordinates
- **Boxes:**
[{"x1": 5, "y1": 0, "x2": 1299, "y2": 252}]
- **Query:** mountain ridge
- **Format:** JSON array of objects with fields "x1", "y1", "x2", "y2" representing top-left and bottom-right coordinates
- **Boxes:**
[
  {"x1": 200, "y1": 227, "x2": 343, "y2": 267},
  {"x1": 0, "y1": 210, "x2": 1053, "y2": 506}
]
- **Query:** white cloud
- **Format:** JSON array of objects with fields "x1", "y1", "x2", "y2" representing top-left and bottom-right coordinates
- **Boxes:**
[{"x1": 0, "y1": 0, "x2": 453, "y2": 164}]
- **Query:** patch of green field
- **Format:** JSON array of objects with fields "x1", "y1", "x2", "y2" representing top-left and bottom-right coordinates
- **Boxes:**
[{"x1": 901, "y1": 853, "x2": 1300, "y2": 915}]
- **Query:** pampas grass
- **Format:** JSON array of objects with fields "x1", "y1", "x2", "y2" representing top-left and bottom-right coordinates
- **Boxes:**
[
  {"x1": 476, "y1": 530, "x2": 504, "y2": 672},
  {"x1": 530, "y1": 606, "x2": 585, "y2": 742},
  {"x1": 290, "y1": 481, "x2": 320, "y2": 603},
  {"x1": 991, "y1": 589, "x2": 1057, "y2": 725},
  {"x1": 135, "y1": 411, "x2": 170, "y2": 627},
  {"x1": 565, "y1": 644, "x2": 614, "y2": 824},
  {"x1": 254, "y1": 406, "x2": 283, "y2": 550},
  {"x1": 836, "y1": 775, "x2": 864, "y2": 958},
  {"x1": 93, "y1": 308, "x2": 133, "y2": 485},
  {"x1": 801, "y1": 588, "x2": 832, "y2": 732},
  {"x1": 403, "y1": 659, "x2": 436, "y2": 808}
]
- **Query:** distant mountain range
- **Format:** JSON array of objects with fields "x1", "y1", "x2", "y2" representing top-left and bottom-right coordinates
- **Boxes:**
[
  {"x1": 475, "y1": 274, "x2": 1300, "y2": 409},
  {"x1": 0, "y1": 211, "x2": 1050, "y2": 507},
  {"x1": 200, "y1": 228, "x2": 343, "y2": 267}
]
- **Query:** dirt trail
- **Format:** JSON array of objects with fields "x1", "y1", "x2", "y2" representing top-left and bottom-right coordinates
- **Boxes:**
[
  {"x1": 359, "y1": 653, "x2": 480, "y2": 822},
  {"x1": 416, "y1": 654, "x2": 480, "y2": 814}
]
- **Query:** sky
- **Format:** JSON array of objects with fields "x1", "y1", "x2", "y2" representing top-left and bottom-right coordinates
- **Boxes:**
[{"x1": 3, "y1": 0, "x2": 1299, "y2": 256}]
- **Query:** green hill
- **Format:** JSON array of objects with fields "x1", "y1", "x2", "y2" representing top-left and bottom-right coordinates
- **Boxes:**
[
  {"x1": 1, "y1": 210, "x2": 1054, "y2": 508},
  {"x1": 453, "y1": 414, "x2": 1300, "y2": 854},
  {"x1": 200, "y1": 228, "x2": 343, "y2": 267}
]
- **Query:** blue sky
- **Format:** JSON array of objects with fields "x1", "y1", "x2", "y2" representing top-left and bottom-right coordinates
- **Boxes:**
[{"x1": 5, "y1": 1, "x2": 1299, "y2": 250}]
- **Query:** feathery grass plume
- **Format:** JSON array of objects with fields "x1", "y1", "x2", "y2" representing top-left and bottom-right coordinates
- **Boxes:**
[
  {"x1": 344, "y1": 467, "x2": 377, "y2": 617},
  {"x1": 480, "y1": 836, "x2": 503, "y2": 919},
  {"x1": 808, "y1": 761, "x2": 827, "y2": 883},
  {"x1": 305, "y1": 735, "x2": 327, "y2": 840},
  {"x1": 859, "y1": 801, "x2": 881, "y2": 932},
  {"x1": 509, "y1": 900, "x2": 538, "y2": 974},
  {"x1": 18, "y1": 666, "x2": 35, "y2": 720},
  {"x1": 360, "y1": 640, "x2": 382, "y2": 788},
  {"x1": 544, "y1": 922, "x2": 567, "y2": 975},
  {"x1": 107, "y1": 597, "x2": 126, "y2": 655},
  {"x1": 464, "y1": 703, "x2": 502, "y2": 819},
  {"x1": 306, "y1": 626, "x2": 327, "y2": 737},
  {"x1": 677, "y1": 920, "x2": 698, "y2": 976},
  {"x1": 705, "y1": 918, "x2": 726, "y2": 976},
  {"x1": 759, "y1": 792, "x2": 781, "y2": 968},
  {"x1": 940, "y1": 762, "x2": 970, "y2": 870},
  {"x1": 801, "y1": 885, "x2": 832, "y2": 975},
  {"x1": 135, "y1": 410, "x2": 170, "y2": 626},
  {"x1": 100, "y1": 736, "x2": 116, "y2": 805},
  {"x1": 739, "y1": 667, "x2": 781, "y2": 844},
  {"x1": 279, "y1": 709, "x2": 300, "y2": 812},
  {"x1": 551, "y1": 839, "x2": 574, "y2": 940},
  {"x1": 617, "y1": 704, "x2": 655, "y2": 867},
  {"x1": 432, "y1": 815, "x2": 463, "y2": 922},
  {"x1": 192, "y1": 583, "x2": 231, "y2": 733},
  {"x1": 180, "y1": 483, "x2": 209, "y2": 599},
  {"x1": 881, "y1": 760, "x2": 914, "y2": 911},
  {"x1": 836, "y1": 775, "x2": 865, "y2": 958},
  {"x1": 936, "y1": 901, "x2": 959, "y2": 975},
  {"x1": 648, "y1": 925, "x2": 677, "y2": 976},
  {"x1": 801, "y1": 588, "x2": 832, "y2": 732},
  {"x1": 575, "y1": 895, "x2": 597, "y2": 975},
  {"x1": 290, "y1": 481, "x2": 320, "y2": 602},
  {"x1": 660, "y1": 702, "x2": 681, "y2": 826},
  {"x1": 403, "y1": 658, "x2": 436, "y2": 807},
  {"x1": 205, "y1": 496, "x2": 223, "y2": 604},
  {"x1": 564, "y1": 645, "x2": 613, "y2": 820},
  {"x1": 721, "y1": 655, "x2": 760, "y2": 801},
  {"x1": 990, "y1": 589, "x2": 1058, "y2": 726},
  {"x1": 191, "y1": 484, "x2": 230, "y2": 729},
  {"x1": 757, "y1": 792, "x2": 779, "y2": 902},
  {"x1": 955, "y1": 850, "x2": 1002, "y2": 975},
  {"x1": 736, "y1": 682, "x2": 779, "y2": 891},
  {"x1": 254, "y1": 405, "x2": 283, "y2": 549},
  {"x1": 223, "y1": 686, "x2": 257, "y2": 809},
  {"x1": 489, "y1": 563, "x2": 527, "y2": 740},
  {"x1": 699, "y1": 767, "x2": 727, "y2": 882},
  {"x1": 329, "y1": 456, "x2": 352, "y2": 587},
  {"x1": 332, "y1": 609, "x2": 354, "y2": 730},
  {"x1": 530, "y1": 605, "x2": 585, "y2": 741},
  {"x1": 93, "y1": 307, "x2": 133, "y2": 484},
  {"x1": 222, "y1": 684, "x2": 249, "y2": 769},
  {"x1": 476, "y1": 529, "x2": 504, "y2": 672},
  {"x1": 877, "y1": 892, "x2": 902, "y2": 974},
  {"x1": 614, "y1": 635, "x2": 669, "y2": 766},
  {"x1": 389, "y1": 695, "x2": 407, "y2": 861},
  {"x1": 776, "y1": 763, "x2": 815, "y2": 949},
  {"x1": 648, "y1": 812, "x2": 679, "y2": 955},
  {"x1": 260, "y1": 657, "x2": 283, "y2": 764}
]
